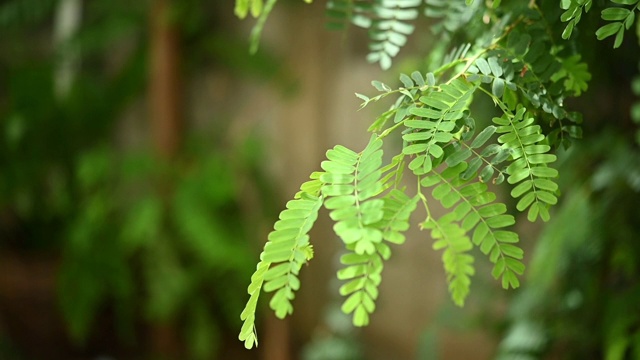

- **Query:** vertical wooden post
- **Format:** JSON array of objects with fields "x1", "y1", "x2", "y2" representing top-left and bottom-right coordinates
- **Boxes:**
[
  {"x1": 149, "y1": 0, "x2": 182, "y2": 159},
  {"x1": 148, "y1": 0, "x2": 182, "y2": 357},
  {"x1": 262, "y1": 315, "x2": 291, "y2": 360}
]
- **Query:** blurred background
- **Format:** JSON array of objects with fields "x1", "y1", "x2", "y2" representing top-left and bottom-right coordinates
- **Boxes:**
[{"x1": 1, "y1": 0, "x2": 639, "y2": 359}]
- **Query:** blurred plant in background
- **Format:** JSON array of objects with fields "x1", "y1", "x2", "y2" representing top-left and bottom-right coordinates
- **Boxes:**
[
  {"x1": 497, "y1": 134, "x2": 640, "y2": 358},
  {"x1": 0, "y1": 1, "x2": 278, "y2": 358},
  {"x1": 58, "y1": 143, "x2": 260, "y2": 358}
]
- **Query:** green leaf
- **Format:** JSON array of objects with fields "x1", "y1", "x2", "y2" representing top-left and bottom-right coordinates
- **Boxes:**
[
  {"x1": 533, "y1": 178, "x2": 558, "y2": 192},
  {"x1": 479, "y1": 166, "x2": 495, "y2": 183},
  {"x1": 516, "y1": 192, "x2": 536, "y2": 212},
  {"x1": 562, "y1": 20, "x2": 575, "y2": 39},
  {"x1": 531, "y1": 167, "x2": 559, "y2": 178},
  {"x1": 411, "y1": 71, "x2": 425, "y2": 86},
  {"x1": 507, "y1": 31, "x2": 531, "y2": 56},
  {"x1": 611, "y1": 0, "x2": 639, "y2": 5},
  {"x1": 446, "y1": 147, "x2": 472, "y2": 167},
  {"x1": 235, "y1": 0, "x2": 251, "y2": 18},
  {"x1": 355, "y1": 92, "x2": 370, "y2": 103},
  {"x1": 596, "y1": 22, "x2": 623, "y2": 40},
  {"x1": 251, "y1": 0, "x2": 263, "y2": 17},
  {"x1": 488, "y1": 57, "x2": 503, "y2": 77},
  {"x1": 399, "y1": 73, "x2": 414, "y2": 88},
  {"x1": 478, "y1": 203, "x2": 507, "y2": 218},
  {"x1": 427, "y1": 72, "x2": 436, "y2": 86},
  {"x1": 537, "y1": 191, "x2": 558, "y2": 205},
  {"x1": 321, "y1": 160, "x2": 355, "y2": 174},
  {"x1": 511, "y1": 180, "x2": 533, "y2": 198},
  {"x1": 470, "y1": 126, "x2": 497, "y2": 148},
  {"x1": 492, "y1": 78, "x2": 505, "y2": 98},
  {"x1": 429, "y1": 144, "x2": 444, "y2": 158},
  {"x1": 424, "y1": 217, "x2": 474, "y2": 306},
  {"x1": 461, "y1": 158, "x2": 482, "y2": 180},
  {"x1": 614, "y1": 26, "x2": 625, "y2": 48},
  {"x1": 507, "y1": 168, "x2": 530, "y2": 184},
  {"x1": 403, "y1": 143, "x2": 429, "y2": 155},
  {"x1": 561, "y1": 7, "x2": 579, "y2": 22},
  {"x1": 486, "y1": 214, "x2": 515, "y2": 228},
  {"x1": 602, "y1": 7, "x2": 630, "y2": 21},
  {"x1": 327, "y1": 145, "x2": 359, "y2": 164},
  {"x1": 323, "y1": 184, "x2": 355, "y2": 196},
  {"x1": 475, "y1": 58, "x2": 491, "y2": 75}
]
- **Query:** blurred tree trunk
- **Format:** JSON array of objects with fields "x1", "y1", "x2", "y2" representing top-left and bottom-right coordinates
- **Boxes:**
[
  {"x1": 262, "y1": 315, "x2": 291, "y2": 360},
  {"x1": 149, "y1": 0, "x2": 182, "y2": 159},
  {"x1": 148, "y1": 0, "x2": 182, "y2": 357}
]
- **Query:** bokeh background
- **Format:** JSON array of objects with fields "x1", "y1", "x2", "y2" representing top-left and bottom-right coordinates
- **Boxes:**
[{"x1": 1, "y1": 1, "x2": 640, "y2": 359}]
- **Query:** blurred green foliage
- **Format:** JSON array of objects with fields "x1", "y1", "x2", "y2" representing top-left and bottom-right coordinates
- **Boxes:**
[
  {"x1": 57, "y1": 144, "x2": 257, "y2": 358},
  {"x1": 496, "y1": 130, "x2": 640, "y2": 359},
  {"x1": 0, "y1": 0, "x2": 146, "y2": 248},
  {"x1": 0, "y1": 0, "x2": 278, "y2": 358}
]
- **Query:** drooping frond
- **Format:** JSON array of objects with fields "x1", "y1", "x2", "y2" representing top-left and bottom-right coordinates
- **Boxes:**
[
  {"x1": 366, "y1": 0, "x2": 421, "y2": 70},
  {"x1": 325, "y1": 0, "x2": 374, "y2": 30},
  {"x1": 337, "y1": 189, "x2": 417, "y2": 325},
  {"x1": 421, "y1": 163, "x2": 525, "y2": 290},
  {"x1": 238, "y1": 175, "x2": 324, "y2": 349},
  {"x1": 238, "y1": 262, "x2": 268, "y2": 349},
  {"x1": 321, "y1": 136, "x2": 418, "y2": 325},
  {"x1": 422, "y1": 212, "x2": 474, "y2": 306},
  {"x1": 424, "y1": 0, "x2": 479, "y2": 35},
  {"x1": 493, "y1": 106, "x2": 559, "y2": 222},
  {"x1": 338, "y1": 249, "x2": 384, "y2": 326},
  {"x1": 322, "y1": 136, "x2": 386, "y2": 255},
  {"x1": 326, "y1": 0, "x2": 421, "y2": 69},
  {"x1": 321, "y1": 136, "x2": 388, "y2": 325}
]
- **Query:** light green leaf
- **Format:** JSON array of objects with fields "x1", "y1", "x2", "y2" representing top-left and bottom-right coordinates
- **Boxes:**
[
  {"x1": 596, "y1": 22, "x2": 623, "y2": 40},
  {"x1": 471, "y1": 126, "x2": 497, "y2": 148}
]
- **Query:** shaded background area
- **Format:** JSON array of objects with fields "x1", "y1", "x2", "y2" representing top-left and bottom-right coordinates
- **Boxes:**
[{"x1": 1, "y1": 1, "x2": 639, "y2": 359}]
